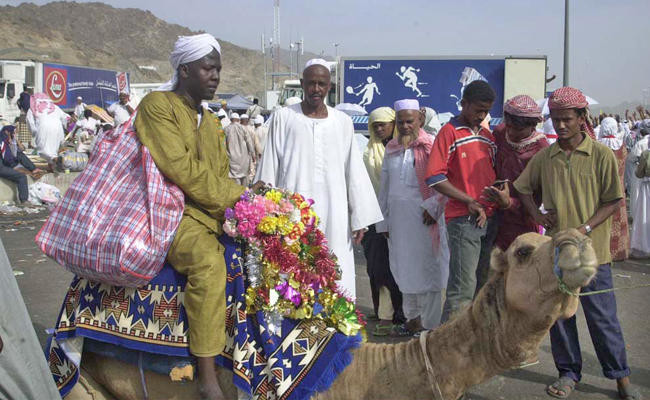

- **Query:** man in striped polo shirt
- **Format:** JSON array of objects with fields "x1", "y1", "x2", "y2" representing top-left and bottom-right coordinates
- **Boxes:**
[{"x1": 425, "y1": 80, "x2": 499, "y2": 322}]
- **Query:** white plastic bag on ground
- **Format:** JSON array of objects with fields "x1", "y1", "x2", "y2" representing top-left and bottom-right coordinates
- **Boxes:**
[{"x1": 28, "y1": 182, "x2": 61, "y2": 205}]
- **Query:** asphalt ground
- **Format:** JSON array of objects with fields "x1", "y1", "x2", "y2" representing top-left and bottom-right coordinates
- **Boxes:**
[{"x1": 1, "y1": 210, "x2": 649, "y2": 399}]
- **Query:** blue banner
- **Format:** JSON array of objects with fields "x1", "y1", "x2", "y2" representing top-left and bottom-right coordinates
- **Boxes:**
[
  {"x1": 341, "y1": 58, "x2": 505, "y2": 131},
  {"x1": 43, "y1": 63, "x2": 127, "y2": 110}
]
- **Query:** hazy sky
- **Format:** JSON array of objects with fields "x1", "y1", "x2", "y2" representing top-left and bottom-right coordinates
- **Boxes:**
[{"x1": 4, "y1": 0, "x2": 649, "y2": 107}]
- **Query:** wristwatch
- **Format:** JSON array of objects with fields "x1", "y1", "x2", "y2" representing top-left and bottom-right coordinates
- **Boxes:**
[{"x1": 583, "y1": 224, "x2": 592, "y2": 234}]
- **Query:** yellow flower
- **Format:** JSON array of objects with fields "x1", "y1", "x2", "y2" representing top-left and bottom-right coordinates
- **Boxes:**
[
  {"x1": 276, "y1": 215, "x2": 293, "y2": 235},
  {"x1": 265, "y1": 190, "x2": 283, "y2": 204},
  {"x1": 258, "y1": 216, "x2": 278, "y2": 234}
]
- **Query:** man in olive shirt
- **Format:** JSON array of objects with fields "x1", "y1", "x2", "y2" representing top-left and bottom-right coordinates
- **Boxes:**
[
  {"x1": 135, "y1": 34, "x2": 263, "y2": 400},
  {"x1": 514, "y1": 87, "x2": 638, "y2": 400}
]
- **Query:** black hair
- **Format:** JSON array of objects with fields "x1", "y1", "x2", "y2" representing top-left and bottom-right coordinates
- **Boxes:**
[
  {"x1": 462, "y1": 80, "x2": 496, "y2": 103},
  {"x1": 504, "y1": 112, "x2": 539, "y2": 127},
  {"x1": 253, "y1": 98, "x2": 259, "y2": 104},
  {"x1": 575, "y1": 108, "x2": 587, "y2": 118},
  {"x1": 84, "y1": 109, "x2": 93, "y2": 119}
]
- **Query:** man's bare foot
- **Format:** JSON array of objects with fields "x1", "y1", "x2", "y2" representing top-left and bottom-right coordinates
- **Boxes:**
[{"x1": 197, "y1": 356, "x2": 224, "y2": 400}]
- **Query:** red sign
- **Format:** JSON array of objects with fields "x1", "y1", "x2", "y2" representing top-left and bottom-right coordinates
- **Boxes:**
[
  {"x1": 116, "y1": 72, "x2": 128, "y2": 94},
  {"x1": 44, "y1": 66, "x2": 68, "y2": 105}
]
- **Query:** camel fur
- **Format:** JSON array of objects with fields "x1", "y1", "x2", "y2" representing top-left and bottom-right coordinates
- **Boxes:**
[{"x1": 65, "y1": 229, "x2": 598, "y2": 400}]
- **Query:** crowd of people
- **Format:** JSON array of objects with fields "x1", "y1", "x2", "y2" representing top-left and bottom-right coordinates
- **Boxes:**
[
  {"x1": 357, "y1": 82, "x2": 646, "y2": 400},
  {"x1": 0, "y1": 31, "x2": 647, "y2": 400},
  {"x1": 0, "y1": 90, "x2": 139, "y2": 203}
]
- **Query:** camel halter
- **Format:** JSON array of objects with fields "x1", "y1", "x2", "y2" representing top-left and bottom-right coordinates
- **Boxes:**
[
  {"x1": 419, "y1": 332, "x2": 445, "y2": 400},
  {"x1": 553, "y1": 247, "x2": 650, "y2": 297}
]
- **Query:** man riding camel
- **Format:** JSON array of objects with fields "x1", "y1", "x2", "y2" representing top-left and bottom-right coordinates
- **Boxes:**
[{"x1": 135, "y1": 33, "x2": 264, "y2": 400}]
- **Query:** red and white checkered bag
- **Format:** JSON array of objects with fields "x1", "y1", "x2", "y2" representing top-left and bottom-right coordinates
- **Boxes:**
[{"x1": 36, "y1": 117, "x2": 184, "y2": 287}]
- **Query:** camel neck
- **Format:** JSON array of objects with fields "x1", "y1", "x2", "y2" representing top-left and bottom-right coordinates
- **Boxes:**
[
  {"x1": 314, "y1": 276, "x2": 550, "y2": 400},
  {"x1": 424, "y1": 277, "x2": 547, "y2": 399}
]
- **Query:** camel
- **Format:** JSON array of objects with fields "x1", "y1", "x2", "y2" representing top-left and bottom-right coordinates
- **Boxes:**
[{"x1": 65, "y1": 229, "x2": 598, "y2": 400}]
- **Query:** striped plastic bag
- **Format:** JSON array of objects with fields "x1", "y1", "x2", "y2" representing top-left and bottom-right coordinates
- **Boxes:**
[{"x1": 35, "y1": 116, "x2": 184, "y2": 287}]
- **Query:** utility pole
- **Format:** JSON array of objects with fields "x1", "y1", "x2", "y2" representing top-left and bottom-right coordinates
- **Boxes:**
[
  {"x1": 273, "y1": 0, "x2": 280, "y2": 89},
  {"x1": 563, "y1": 0, "x2": 569, "y2": 86},
  {"x1": 261, "y1": 33, "x2": 267, "y2": 92}
]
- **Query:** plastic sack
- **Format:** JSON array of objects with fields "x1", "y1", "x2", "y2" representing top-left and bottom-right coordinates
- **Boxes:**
[{"x1": 35, "y1": 117, "x2": 184, "y2": 287}]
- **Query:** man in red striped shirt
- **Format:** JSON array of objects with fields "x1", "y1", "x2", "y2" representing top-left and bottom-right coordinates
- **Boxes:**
[{"x1": 425, "y1": 80, "x2": 499, "y2": 322}]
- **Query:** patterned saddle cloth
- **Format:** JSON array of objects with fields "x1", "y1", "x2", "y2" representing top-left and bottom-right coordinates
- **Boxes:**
[{"x1": 46, "y1": 235, "x2": 361, "y2": 399}]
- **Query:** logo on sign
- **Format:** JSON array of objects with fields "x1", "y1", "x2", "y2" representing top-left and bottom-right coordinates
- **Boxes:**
[
  {"x1": 44, "y1": 67, "x2": 68, "y2": 104},
  {"x1": 116, "y1": 72, "x2": 128, "y2": 94}
]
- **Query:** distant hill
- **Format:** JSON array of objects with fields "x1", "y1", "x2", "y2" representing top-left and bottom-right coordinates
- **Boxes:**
[{"x1": 0, "y1": 1, "x2": 328, "y2": 97}]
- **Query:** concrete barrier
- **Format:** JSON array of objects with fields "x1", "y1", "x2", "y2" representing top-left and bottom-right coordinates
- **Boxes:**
[{"x1": 0, "y1": 171, "x2": 81, "y2": 203}]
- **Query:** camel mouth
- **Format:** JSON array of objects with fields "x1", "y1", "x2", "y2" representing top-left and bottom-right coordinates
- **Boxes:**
[{"x1": 553, "y1": 229, "x2": 598, "y2": 290}]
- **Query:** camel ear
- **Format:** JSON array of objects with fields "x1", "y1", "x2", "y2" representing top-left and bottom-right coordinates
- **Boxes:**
[{"x1": 489, "y1": 247, "x2": 508, "y2": 274}]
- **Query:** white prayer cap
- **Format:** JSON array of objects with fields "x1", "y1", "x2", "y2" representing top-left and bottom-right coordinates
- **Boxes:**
[
  {"x1": 285, "y1": 96, "x2": 302, "y2": 106},
  {"x1": 158, "y1": 33, "x2": 221, "y2": 91},
  {"x1": 303, "y1": 58, "x2": 330, "y2": 72},
  {"x1": 240, "y1": 113, "x2": 249, "y2": 119},
  {"x1": 231, "y1": 112, "x2": 240, "y2": 119},
  {"x1": 77, "y1": 96, "x2": 83, "y2": 100},
  {"x1": 217, "y1": 109, "x2": 227, "y2": 117},
  {"x1": 394, "y1": 99, "x2": 420, "y2": 112},
  {"x1": 254, "y1": 115, "x2": 264, "y2": 124}
]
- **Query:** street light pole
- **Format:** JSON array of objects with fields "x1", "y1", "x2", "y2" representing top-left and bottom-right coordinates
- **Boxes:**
[
  {"x1": 333, "y1": 43, "x2": 339, "y2": 59},
  {"x1": 563, "y1": 0, "x2": 570, "y2": 86}
]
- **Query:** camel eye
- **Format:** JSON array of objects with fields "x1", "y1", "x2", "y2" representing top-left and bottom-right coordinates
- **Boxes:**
[{"x1": 515, "y1": 246, "x2": 533, "y2": 260}]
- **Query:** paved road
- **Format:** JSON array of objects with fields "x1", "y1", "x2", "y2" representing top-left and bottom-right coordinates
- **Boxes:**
[{"x1": 1, "y1": 210, "x2": 649, "y2": 399}]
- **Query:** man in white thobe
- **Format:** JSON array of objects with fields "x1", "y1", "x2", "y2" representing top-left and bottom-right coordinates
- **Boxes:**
[
  {"x1": 74, "y1": 96, "x2": 86, "y2": 119},
  {"x1": 26, "y1": 93, "x2": 68, "y2": 164},
  {"x1": 376, "y1": 99, "x2": 449, "y2": 331},
  {"x1": 217, "y1": 108, "x2": 230, "y2": 128},
  {"x1": 255, "y1": 59, "x2": 382, "y2": 299},
  {"x1": 629, "y1": 121, "x2": 650, "y2": 213},
  {"x1": 107, "y1": 92, "x2": 134, "y2": 127},
  {"x1": 253, "y1": 115, "x2": 268, "y2": 156},
  {"x1": 225, "y1": 113, "x2": 255, "y2": 185}
]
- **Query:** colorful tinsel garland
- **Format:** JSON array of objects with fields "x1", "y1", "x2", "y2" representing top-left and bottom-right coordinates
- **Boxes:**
[{"x1": 223, "y1": 188, "x2": 364, "y2": 336}]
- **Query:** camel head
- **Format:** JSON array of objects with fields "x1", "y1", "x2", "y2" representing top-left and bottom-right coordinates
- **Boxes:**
[{"x1": 490, "y1": 228, "x2": 598, "y2": 327}]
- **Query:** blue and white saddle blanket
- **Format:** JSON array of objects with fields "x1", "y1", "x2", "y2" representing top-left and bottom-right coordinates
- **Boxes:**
[{"x1": 46, "y1": 235, "x2": 360, "y2": 399}]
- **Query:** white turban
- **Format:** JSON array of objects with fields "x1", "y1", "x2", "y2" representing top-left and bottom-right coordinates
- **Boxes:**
[
  {"x1": 254, "y1": 115, "x2": 264, "y2": 124},
  {"x1": 240, "y1": 113, "x2": 249, "y2": 119},
  {"x1": 158, "y1": 33, "x2": 221, "y2": 91},
  {"x1": 231, "y1": 113, "x2": 240, "y2": 119}
]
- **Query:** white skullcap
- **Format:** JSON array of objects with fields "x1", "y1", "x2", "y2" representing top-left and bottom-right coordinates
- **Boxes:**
[
  {"x1": 394, "y1": 99, "x2": 420, "y2": 112},
  {"x1": 285, "y1": 96, "x2": 302, "y2": 106},
  {"x1": 231, "y1": 112, "x2": 240, "y2": 119},
  {"x1": 254, "y1": 115, "x2": 264, "y2": 124},
  {"x1": 77, "y1": 96, "x2": 83, "y2": 100},
  {"x1": 303, "y1": 58, "x2": 330, "y2": 72},
  {"x1": 158, "y1": 33, "x2": 221, "y2": 91},
  {"x1": 240, "y1": 113, "x2": 249, "y2": 119},
  {"x1": 217, "y1": 109, "x2": 227, "y2": 117}
]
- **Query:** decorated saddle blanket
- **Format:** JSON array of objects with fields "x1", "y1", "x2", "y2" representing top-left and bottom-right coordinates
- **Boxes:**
[{"x1": 46, "y1": 235, "x2": 361, "y2": 399}]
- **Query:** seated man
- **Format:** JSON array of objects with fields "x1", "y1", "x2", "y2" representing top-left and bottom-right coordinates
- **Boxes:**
[{"x1": 0, "y1": 125, "x2": 45, "y2": 204}]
